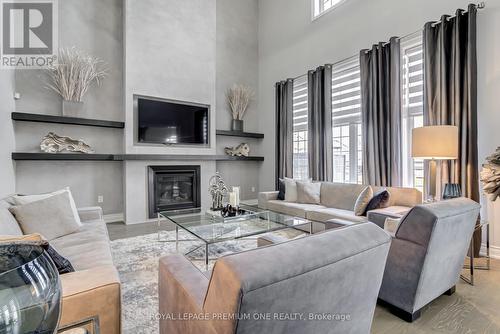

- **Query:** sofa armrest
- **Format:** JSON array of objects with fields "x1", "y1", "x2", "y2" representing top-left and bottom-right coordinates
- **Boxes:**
[
  {"x1": 258, "y1": 191, "x2": 279, "y2": 209},
  {"x1": 78, "y1": 207, "x2": 103, "y2": 223},
  {"x1": 159, "y1": 255, "x2": 215, "y2": 334},
  {"x1": 59, "y1": 265, "x2": 121, "y2": 334}
]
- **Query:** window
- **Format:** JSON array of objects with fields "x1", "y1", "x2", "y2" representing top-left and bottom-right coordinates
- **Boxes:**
[
  {"x1": 313, "y1": 0, "x2": 345, "y2": 19},
  {"x1": 401, "y1": 32, "x2": 424, "y2": 193},
  {"x1": 292, "y1": 75, "x2": 309, "y2": 179},
  {"x1": 331, "y1": 57, "x2": 363, "y2": 184}
]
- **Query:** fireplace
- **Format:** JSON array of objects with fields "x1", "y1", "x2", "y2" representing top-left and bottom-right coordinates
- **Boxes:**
[{"x1": 148, "y1": 165, "x2": 201, "y2": 218}]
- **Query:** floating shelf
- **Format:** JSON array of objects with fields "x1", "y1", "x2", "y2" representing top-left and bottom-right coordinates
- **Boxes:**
[
  {"x1": 12, "y1": 153, "x2": 264, "y2": 162},
  {"x1": 12, "y1": 112, "x2": 125, "y2": 129},
  {"x1": 216, "y1": 130, "x2": 264, "y2": 139}
]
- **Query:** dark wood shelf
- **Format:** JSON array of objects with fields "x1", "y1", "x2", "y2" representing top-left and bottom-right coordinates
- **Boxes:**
[
  {"x1": 12, "y1": 153, "x2": 117, "y2": 161},
  {"x1": 12, "y1": 153, "x2": 264, "y2": 162},
  {"x1": 12, "y1": 112, "x2": 125, "y2": 129},
  {"x1": 216, "y1": 130, "x2": 264, "y2": 139}
]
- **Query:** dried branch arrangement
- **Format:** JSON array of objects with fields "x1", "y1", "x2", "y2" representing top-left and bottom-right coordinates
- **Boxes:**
[
  {"x1": 480, "y1": 147, "x2": 500, "y2": 201},
  {"x1": 46, "y1": 47, "x2": 108, "y2": 102},
  {"x1": 226, "y1": 84, "x2": 254, "y2": 120}
]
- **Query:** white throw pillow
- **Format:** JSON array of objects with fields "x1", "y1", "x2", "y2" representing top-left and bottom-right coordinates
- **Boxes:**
[
  {"x1": 10, "y1": 188, "x2": 81, "y2": 226},
  {"x1": 284, "y1": 178, "x2": 298, "y2": 202},
  {"x1": 9, "y1": 191, "x2": 82, "y2": 241},
  {"x1": 354, "y1": 186, "x2": 373, "y2": 216},
  {"x1": 296, "y1": 181, "x2": 321, "y2": 204},
  {"x1": 0, "y1": 200, "x2": 23, "y2": 236},
  {"x1": 384, "y1": 217, "x2": 402, "y2": 235}
]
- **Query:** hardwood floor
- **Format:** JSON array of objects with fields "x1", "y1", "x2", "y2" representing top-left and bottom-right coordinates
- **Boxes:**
[{"x1": 108, "y1": 222, "x2": 500, "y2": 334}]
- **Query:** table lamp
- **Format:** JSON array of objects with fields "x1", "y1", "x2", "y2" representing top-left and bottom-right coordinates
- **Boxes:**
[{"x1": 412, "y1": 125, "x2": 458, "y2": 201}]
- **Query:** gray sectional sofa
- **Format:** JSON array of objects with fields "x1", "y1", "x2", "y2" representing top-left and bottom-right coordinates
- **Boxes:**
[{"x1": 258, "y1": 182, "x2": 422, "y2": 225}]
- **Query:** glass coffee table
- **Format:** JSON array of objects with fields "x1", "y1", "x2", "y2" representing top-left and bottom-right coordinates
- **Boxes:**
[{"x1": 158, "y1": 205, "x2": 312, "y2": 270}]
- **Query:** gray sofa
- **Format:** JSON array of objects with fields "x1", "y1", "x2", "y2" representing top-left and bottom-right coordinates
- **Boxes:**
[
  {"x1": 259, "y1": 182, "x2": 422, "y2": 225},
  {"x1": 378, "y1": 197, "x2": 480, "y2": 322},
  {"x1": 159, "y1": 223, "x2": 391, "y2": 334},
  {"x1": 0, "y1": 202, "x2": 121, "y2": 334}
]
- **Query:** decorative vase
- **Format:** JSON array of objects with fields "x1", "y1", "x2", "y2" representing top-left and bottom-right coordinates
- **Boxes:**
[
  {"x1": 0, "y1": 244, "x2": 61, "y2": 333},
  {"x1": 442, "y1": 183, "x2": 462, "y2": 200},
  {"x1": 231, "y1": 119, "x2": 243, "y2": 132},
  {"x1": 62, "y1": 100, "x2": 85, "y2": 118}
]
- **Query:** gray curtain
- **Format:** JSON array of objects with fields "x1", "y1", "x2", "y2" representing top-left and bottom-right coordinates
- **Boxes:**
[
  {"x1": 360, "y1": 37, "x2": 402, "y2": 186},
  {"x1": 307, "y1": 65, "x2": 333, "y2": 182},
  {"x1": 275, "y1": 79, "x2": 294, "y2": 187},
  {"x1": 423, "y1": 5, "x2": 479, "y2": 203}
]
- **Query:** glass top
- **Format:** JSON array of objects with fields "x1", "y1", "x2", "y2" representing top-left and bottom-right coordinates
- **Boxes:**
[{"x1": 159, "y1": 204, "x2": 309, "y2": 244}]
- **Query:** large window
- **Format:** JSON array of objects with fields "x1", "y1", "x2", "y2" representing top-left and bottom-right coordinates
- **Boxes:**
[
  {"x1": 312, "y1": 0, "x2": 346, "y2": 19},
  {"x1": 292, "y1": 75, "x2": 309, "y2": 179},
  {"x1": 401, "y1": 32, "x2": 424, "y2": 193},
  {"x1": 331, "y1": 57, "x2": 363, "y2": 184}
]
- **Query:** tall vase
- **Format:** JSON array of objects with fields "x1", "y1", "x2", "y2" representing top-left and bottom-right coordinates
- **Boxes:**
[
  {"x1": 62, "y1": 100, "x2": 85, "y2": 118},
  {"x1": 231, "y1": 119, "x2": 243, "y2": 132}
]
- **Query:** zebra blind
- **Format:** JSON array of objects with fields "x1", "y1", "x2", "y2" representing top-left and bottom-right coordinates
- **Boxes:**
[{"x1": 292, "y1": 75, "x2": 309, "y2": 179}]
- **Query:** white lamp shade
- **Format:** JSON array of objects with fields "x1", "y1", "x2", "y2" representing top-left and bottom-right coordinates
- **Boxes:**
[{"x1": 412, "y1": 125, "x2": 459, "y2": 160}]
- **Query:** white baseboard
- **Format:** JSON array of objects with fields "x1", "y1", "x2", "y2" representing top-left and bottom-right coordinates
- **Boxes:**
[{"x1": 103, "y1": 213, "x2": 124, "y2": 223}]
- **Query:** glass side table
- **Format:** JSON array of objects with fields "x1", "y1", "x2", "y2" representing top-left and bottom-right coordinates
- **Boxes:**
[
  {"x1": 460, "y1": 220, "x2": 490, "y2": 286},
  {"x1": 57, "y1": 316, "x2": 100, "y2": 334}
]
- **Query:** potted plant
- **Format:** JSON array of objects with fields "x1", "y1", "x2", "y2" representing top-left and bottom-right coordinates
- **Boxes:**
[
  {"x1": 226, "y1": 84, "x2": 254, "y2": 132},
  {"x1": 46, "y1": 47, "x2": 108, "y2": 118}
]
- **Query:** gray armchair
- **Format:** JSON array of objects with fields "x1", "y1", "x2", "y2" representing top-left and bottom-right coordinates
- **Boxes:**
[
  {"x1": 378, "y1": 197, "x2": 480, "y2": 322},
  {"x1": 159, "y1": 223, "x2": 391, "y2": 334}
]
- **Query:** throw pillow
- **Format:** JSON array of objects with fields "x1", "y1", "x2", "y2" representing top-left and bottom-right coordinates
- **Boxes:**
[
  {"x1": 277, "y1": 178, "x2": 286, "y2": 200},
  {"x1": 296, "y1": 181, "x2": 321, "y2": 204},
  {"x1": 0, "y1": 233, "x2": 75, "y2": 274},
  {"x1": 284, "y1": 178, "x2": 298, "y2": 202},
  {"x1": 9, "y1": 191, "x2": 82, "y2": 241},
  {"x1": 363, "y1": 189, "x2": 391, "y2": 216},
  {"x1": 354, "y1": 186, "x2": 373, "y2": 216},
  {"x1": 0, "y1": 200, "x2": 23, "y2": 236},
  {"x1": 9, "y1": 187, "x2": 81, "y2": 226},
  {"x1": 384, "y1": 217, "x2": 402, "y2": 235}
]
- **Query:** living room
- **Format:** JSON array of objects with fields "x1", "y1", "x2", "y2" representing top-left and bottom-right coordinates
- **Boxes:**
[{"x1": 0, "y1": 0, "x2": 499, "y2": 333}]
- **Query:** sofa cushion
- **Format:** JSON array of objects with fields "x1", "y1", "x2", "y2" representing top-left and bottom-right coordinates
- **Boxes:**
[
  {"x1": 354, "y1": 186, "x2": 373, "y2": 216},
  {"x1": 0, "y1": 200, "x2": 22, "y2": 236},
  {"x1": 366, "y1": 206, "x2": 412, "y2": 228},
  {"x1": 277, "y1": 179, "x2": 285, "y2": 200},
  {"x1": 266, "y1": 200, "x2": 326, "y2": 218},
  {"x1": 306, "y1": 208, "x2": 368, "y2": 223},
  {"x1": 9, "y1": 191, "x2": 83, "y2": 240},
  {"x1": 363, "y1": 189, "x2": 391, "y2": 215},
  {"x1": 284, "y1": 178, "x2": 298, "y2": 202},
  {"x1": 50, "y1": 221, "x2": 113, "y2": 271},
  {"x1": 320, "y1": 183, "x2": 368, "y2": 210},
  {"x1": 296, "y1": 181, "x2": 321, "y2": 204}
]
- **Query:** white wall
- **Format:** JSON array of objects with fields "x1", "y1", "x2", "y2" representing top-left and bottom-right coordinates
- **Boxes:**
[
  {"x1": 0, "y1": 70, "x2": 16, "y2": 198},
  {"x1": 258, "y1": 0, "x2": 500, "y2": 253}
]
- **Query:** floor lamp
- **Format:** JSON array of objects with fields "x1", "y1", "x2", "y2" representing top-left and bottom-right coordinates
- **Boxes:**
[{"x1": 412, "y1": 125, "x2": 459, "y2": 201}]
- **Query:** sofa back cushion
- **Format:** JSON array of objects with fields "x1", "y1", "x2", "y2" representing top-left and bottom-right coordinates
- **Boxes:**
[
  {"x1": 0, "y1": 200, "x2": 22, "y2": 236},
  {"x1": 374, "y1": 186, "x2": 422, "y2": 207},
  {"x1": 204, "y1": 223, "x2": 391, "y2": 334},
  {"x1": 320, "y1": 183, "x2": 368, "y2": 210}
]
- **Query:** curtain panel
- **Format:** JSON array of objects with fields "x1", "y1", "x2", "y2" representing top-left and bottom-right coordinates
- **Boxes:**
[
  {"x1": 307, "y1": 66, "x2": 333, "y2": 182},
  {"x1": 275, "y1": 79, "x2": 294, "y2": 187},
  {"x1": 360, "y1": 37, "x2": 402, "y2": 187},
  {"x1": 423, "y1": 4, "x2": 479, "y2": 202}
]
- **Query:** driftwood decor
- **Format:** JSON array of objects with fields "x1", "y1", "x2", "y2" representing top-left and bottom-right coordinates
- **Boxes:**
[
  {"x1": 480, "y1": 147, "x2": 500, "y2": 201},
  {"x1": 40, "y1": 132, "x2": 94, "y2": 154},
  {"x1": 224, "y1": 143, "x2": 250, "y2": 157}
]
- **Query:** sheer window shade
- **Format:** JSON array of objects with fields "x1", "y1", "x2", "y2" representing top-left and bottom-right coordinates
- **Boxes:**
[{"x1": 293, "y1": 75, "x2": 309, "y2": 179}]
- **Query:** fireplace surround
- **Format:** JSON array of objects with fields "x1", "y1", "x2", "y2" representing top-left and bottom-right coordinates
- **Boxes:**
[{"x1": 148, "y1": 165, "x2": 201, "y2": 218}]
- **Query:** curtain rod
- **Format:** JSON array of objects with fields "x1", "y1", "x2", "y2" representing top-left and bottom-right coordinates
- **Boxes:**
[{"x1": 286, "y1": 2, "x2": 485, "y2": 81}]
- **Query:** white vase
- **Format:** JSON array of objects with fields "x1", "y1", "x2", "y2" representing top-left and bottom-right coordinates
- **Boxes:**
[{"x1": 62, "y1": 100, "x2": 85, "y2": 118}]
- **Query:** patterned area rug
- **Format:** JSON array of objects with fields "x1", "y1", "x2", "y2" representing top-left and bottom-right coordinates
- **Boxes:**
[{"x1": 110, "y1": 231, "x2": 260, "y2": 334}]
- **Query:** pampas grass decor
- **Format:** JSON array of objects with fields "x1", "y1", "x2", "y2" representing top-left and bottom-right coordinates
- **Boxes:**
[
  {"x1": 226, "y1": 84, "x2": 254, "y2": 120},
  {"x1": 46, "y1": 47, "x2": 108, "y2": 102}
]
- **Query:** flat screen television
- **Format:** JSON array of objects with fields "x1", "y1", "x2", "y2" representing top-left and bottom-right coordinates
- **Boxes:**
[{"x1": 137, "y1": 96, "x2": 209, "y2": 146}]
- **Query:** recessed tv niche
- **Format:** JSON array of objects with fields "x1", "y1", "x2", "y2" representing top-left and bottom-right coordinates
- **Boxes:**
[{"x1": 136, "y1": 95, "x2": 209, "y2": 146}]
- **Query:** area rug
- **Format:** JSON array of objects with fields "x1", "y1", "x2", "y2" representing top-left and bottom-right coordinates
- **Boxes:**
[{"x1": 110, "y1": 231, "x2": 260, "y2": 334}]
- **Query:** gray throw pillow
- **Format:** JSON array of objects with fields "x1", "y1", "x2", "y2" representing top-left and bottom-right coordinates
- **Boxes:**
[
  {"x1": 0, "y1": 200, "x2": 23, "y2": 236},
  {"x1": 354, "y1": 186, "x2": 373, "y2": 216},
  {"x1": 9, "y1": 191, "x2": 82, "y2": 240},
  {"x1": 296, "y1": 181, "x2": 321, "y2": 204}
]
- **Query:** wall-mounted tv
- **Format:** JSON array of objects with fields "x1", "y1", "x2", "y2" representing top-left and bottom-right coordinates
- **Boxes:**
[{"x1": 136, "y1": 96, "x2": 209, "y2": 146}]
